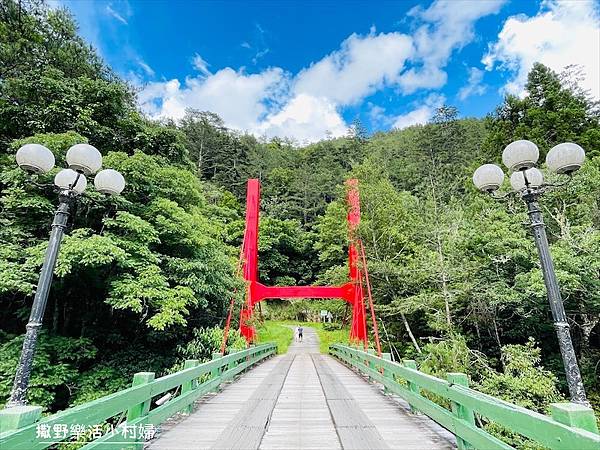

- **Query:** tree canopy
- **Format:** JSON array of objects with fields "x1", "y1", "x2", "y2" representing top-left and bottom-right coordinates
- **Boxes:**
[{"x1": 0, "y1": 0, "x2": 599, "y2": 425}]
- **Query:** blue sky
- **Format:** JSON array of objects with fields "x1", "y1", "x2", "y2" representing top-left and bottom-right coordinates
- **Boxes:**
[{"x1": 60, "y1": 0, "x2": 599, "y2": 143}]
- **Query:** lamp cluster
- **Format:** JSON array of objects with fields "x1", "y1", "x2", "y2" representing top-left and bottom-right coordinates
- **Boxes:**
[
  {"x1": 472, "y1": 140, "x2": 586, "y2": 194},
  {"x1": 15, "y1": 143, "x2": 125, "y2": 196},
  {"x1": 470, "y1": 139, "x2": 590, "y2": 405}
]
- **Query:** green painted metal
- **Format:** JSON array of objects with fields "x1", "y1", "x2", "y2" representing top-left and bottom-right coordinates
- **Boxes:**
[
  {"x1": 447, "y1": 373, "x2": 475, "y2": 450},
  {"x1": 0, "y1": 343, "x2": 276, "y2": 450},
  {"x1": 330, "y1": 344, "x2": 600, "y2": 450},
  {"x1": 404, "y1": 359, "x2": 421, "y2": 414},
  {"x1": 126, "y1": 372, "x2": 155, "y2": 449},
  {"x1": 181, "y1": 360, "x2": 200, "y2": 414},
  {"x1": 381, "y1": 352, "x2": 391, "y2": 394},
  {"x1": 0, "y1": 406, "x2": 42, "y2": 433},
  {"x1": 550, "y1": 402, "x2": 599, "y2": 434}
]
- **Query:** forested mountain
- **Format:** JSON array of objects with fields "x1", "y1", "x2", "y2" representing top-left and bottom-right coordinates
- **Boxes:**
[{"x1": 1, "y1": 1, "x2": 599, "y2": 430}]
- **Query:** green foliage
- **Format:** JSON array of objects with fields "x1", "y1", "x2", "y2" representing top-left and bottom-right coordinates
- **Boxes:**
[
  {"x1": 262, "y1": 299, "x2": 346, "y2": 323},
  {"x1": 257, "y1": 321, "x2": 350, "y2": 354},
  {"x1": 478, "y1": 339, "x2": 564, "y2": 449},
  {"x1": 70, "y1": 349, "x2": 176, "y2": 406},
  {"x1": 322, "y1": 321, "x2": 342, "y2": 331},
  {"x1": 479, "y1": 339, "x2": 563, "y2": 412},
  {"x1": 418, "y1": 334, "x2": 487, "y2": 379},
  {"x1": 0, "y1": 333, "x2": 97, "y2": 410},
  {"x1": 171, "y1": 326, "x2": 247, "y2": 371},
  {"x1": 1, "y1": 0, "x2": 599, "y2": 426},
  {"x1": 258, "y1": 217, "x2": 316, "y2": 286},
  {"x1": 485, "y1": 63, "x2": 600, "y2": 159},
  {"x1": 310, "y1": 322, "x2": 351, "y2": 354},
  {"x1": 0, "y1": 2, "x2": 238, "y2": 410}
]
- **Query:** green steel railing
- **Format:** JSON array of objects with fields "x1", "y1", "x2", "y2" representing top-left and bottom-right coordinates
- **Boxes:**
[
  {"x1": 0, "y1": 343, "x2": 276, "y2": 450},
  {"x1": 330, "y1": 344, "x2": 599, "y2": 450}
]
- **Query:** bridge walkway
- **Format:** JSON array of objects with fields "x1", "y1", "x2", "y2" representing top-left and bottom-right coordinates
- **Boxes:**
[{"x1": 147, "y1": 328, "x2": 455, "y2": 449}]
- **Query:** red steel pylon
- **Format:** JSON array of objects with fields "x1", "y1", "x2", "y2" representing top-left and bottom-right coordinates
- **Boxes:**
[{"x1": 238, "y1": 178, "x2": 370, "y2": 347}]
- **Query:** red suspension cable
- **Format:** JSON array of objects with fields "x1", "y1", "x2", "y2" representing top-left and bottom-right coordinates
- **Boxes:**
[
  {"x1": 220, "y1": 226, "x2": 249, "y2": 355},
  {"x1": 358, "y1": 239, "x2": 382, "y2": 357}
]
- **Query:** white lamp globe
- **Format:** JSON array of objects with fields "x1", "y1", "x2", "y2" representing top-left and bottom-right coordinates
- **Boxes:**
[
  {"x1": 473, "y1": 164, "x2": 505, "y2": 192},
  {"x1": 94, "y1": 169, "x2": 125, "y2": 195},
  {"x1": 510, "y1": 168, "x2": 544, "y2": 192},
  {"x1": 16, "y1": 143, "x2": 55, "y2": 173},
  {"x1": 546, "y1": 142, "x2": 585, "y2": 174},
  {"x1": 66, "y1": 144, "x2": 102, "y2": 175},
  {"x1": 502, "y1": 140, "x2": 539, "y2": 171},
  {"x1": 54, "y1": 168, "x2": 87, "y2": 194}
]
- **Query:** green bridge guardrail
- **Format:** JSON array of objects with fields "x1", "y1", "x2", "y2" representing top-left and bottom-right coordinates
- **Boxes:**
[
  {"x1": 330, "y1": 343, "x2": 599, "y2": 450},
  {"x1": 0, "y1": 343, "x2": 277, "y2": 450}
]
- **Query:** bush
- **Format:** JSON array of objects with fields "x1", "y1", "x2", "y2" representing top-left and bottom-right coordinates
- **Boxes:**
[
  {"x1": 171, "y1": 326, "x2": 246, "y2": 371},
  {"x1": 0, "y1": 333, "x2": 97, "y2": 410},
  {"x1": 477, "y1": 338, "x2": 564, "y2": 449},
  {"x1": 478, "y1": 338, "x2": 563, "y2": 412},
  {"x1": 418, "y1": 334, "x2": 489, "y2": 381},
  {"x1": 71, "y1": 349, "x2": 175, "y2": 405},
  {"x1": 322, "y1": 322, "x2": 342, "y2": 331}
]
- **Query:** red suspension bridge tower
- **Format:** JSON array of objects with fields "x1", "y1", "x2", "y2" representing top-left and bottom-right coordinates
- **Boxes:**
[{"x1": 232, "y1": 178, "x2": 380, "y2": 352}]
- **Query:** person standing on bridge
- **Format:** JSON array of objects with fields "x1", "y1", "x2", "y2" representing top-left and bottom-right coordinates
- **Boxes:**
[{"x1": 297, "y1": 326, "x2": 303, "y2": 342}]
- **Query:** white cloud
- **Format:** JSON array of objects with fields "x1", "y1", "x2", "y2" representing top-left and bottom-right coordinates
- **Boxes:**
[
  {"x1": 483, "y1": 0, "x2": 600, "y2": 98},
  {"x1": 242, "y1": 23, "x2": 270, "y2": 65},
  {"x1": 367, "y1": 103, "x2": 388, "y2": 125},
  {"x1": 294, "y1": 31, "x2": 414, "y2": 105},
  {"x1": 257, "y1": 94, "x2": 347, "y2": 143},
  {"x1": 457, "y1": 67, "x2": 486, "y2": 100},
  {"x1": 136, "y1": 59, "x2": 155, "y2": 77},
  {"x1": 138, "y1": 1, "x2": 504, "y2": 142},
  {"x1": 139, "y1": 68, "x2": 288, "y2": 131},
  {"x1": 397, "y1": 66, "x2": 447, "y2": 93},
  {"x1": 192, "y1": 53, "x2": 211, "y2": 76},
  {"x1": 141, "y1": 29, "x2": 422, "y2": 143},
  {"x1": 398, "y1": 0, "x2": 506, "y2": 93},
  {"x1": 392, "y1": 93, "x2": 446, "y2": 129},
  {"x1": 106, "y1": 5, "x2": 128, "y2": 25},
  {"x1": 252, "y1": 48, "x2": 270, "y2": 65}
]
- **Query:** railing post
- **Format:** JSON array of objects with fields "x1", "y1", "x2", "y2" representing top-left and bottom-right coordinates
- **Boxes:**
[
  {"x1": 404, "y1": 360, "x2": 421, "y2": 414},
  {"x1": 126, "y1": 372, "x2": 155, "y2": 448},
  {"x1": 211, "y1": 353, "x2": 222, "y2": 392},
  {"x1": 244, "y1": 346, "x2": 252, "y2": 371},
  {"x1": 181, "y1": 359, "x2": 199, "y2": 414},
  {"x1": 447, "y1": 373, "x2": 475, "y2": 450},
  {"x1": 382, "y1": 353, "x2": 392, "y2": 393},
  {"x1": 225, "y1": 351, "x2": 237, "y2": 381},
  {"x1": 0, "y1": 405, "x2": 42, "y2": 433},
  {"x1": 367, "y1": 349, "x2": 376, "y2": 380},
  {"x1": 550, "y1": 402, "x2": 599, "y2": 435}
]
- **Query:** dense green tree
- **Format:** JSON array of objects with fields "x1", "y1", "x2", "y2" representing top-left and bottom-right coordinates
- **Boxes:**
[
  {"x1": 0, "y1": 0, "x2": 189, "y2": 164},
  {"x1": 485, "y1": 63, "x2": 600, "y2": 161},
  {"x1": 1, "y1": 0, "x2": 599, "y2": 424}
]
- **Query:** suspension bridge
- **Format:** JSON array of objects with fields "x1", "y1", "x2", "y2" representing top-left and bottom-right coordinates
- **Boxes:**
[{"x1": 0, "y1": 180, "x2": 598, "y2": 450}]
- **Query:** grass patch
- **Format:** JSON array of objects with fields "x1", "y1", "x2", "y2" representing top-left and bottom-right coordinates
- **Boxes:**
[
  {"x1": 256, "y1": 321, "x2": 294, "y2": 354},
  {"x1": 311, "y1": 322, "x2": 350, "y2": 354}
]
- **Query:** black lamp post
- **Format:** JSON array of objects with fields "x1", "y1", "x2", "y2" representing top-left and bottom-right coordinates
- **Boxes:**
[
  {"x1": 6, "y1": 143, "x2": 125, "y2": 407},
  {"x1": 473, "y1": 140, "x2": 588, "y2": 405}
]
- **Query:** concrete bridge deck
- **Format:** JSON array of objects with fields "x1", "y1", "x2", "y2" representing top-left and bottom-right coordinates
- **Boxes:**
[{"x1": 147, "y1": 328, "x2": 455, "y2": 449}]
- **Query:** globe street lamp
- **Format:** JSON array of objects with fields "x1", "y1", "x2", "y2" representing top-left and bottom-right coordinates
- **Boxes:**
[
  {"x1": 473, "y1": 140, "x2": 588, "y2": 405},
  {"x1": 7, "y1": 143, "x2": 125, "y2": 407}
]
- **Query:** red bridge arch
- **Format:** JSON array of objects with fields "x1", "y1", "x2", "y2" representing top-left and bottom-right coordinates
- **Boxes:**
[{"x1": 239, "y1": 179, "x2": 368, "y2": 346}]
